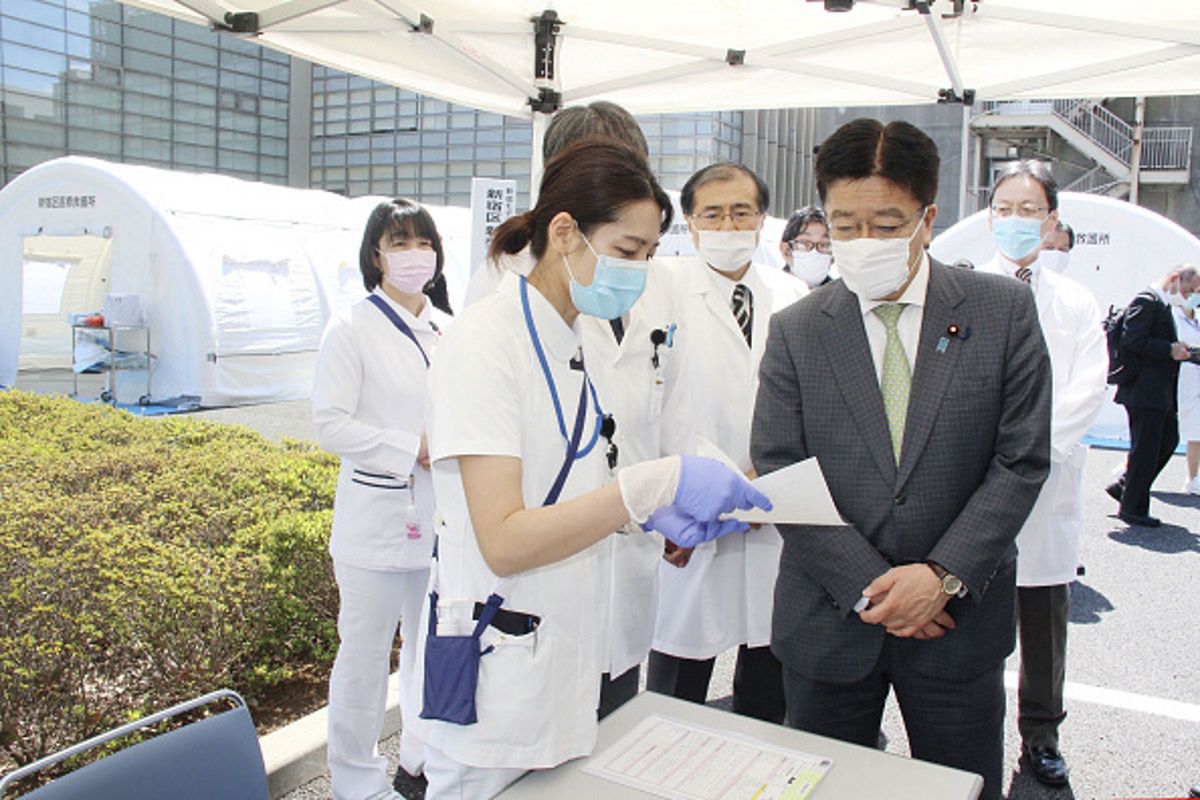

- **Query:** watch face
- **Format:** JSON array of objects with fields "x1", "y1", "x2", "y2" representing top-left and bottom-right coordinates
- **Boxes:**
[{"x1": 943, "y1": 574, "x2": 963, "y2": 595}]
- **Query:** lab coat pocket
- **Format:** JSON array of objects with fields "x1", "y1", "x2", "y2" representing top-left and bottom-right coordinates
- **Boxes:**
[{"x1": 475, "y1": 626, "x2": 556, "y2": 749}]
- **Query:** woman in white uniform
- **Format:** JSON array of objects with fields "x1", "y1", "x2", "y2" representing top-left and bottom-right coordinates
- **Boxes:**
[
  {"x1": 313, "y1": 198, "x2": 451, "y2": 800},
  {"x1": 1175, "y1": 298, "x2": 1200, "y2": 494},
  {"x1": 412, "y1": 139, "x2": 770, "y2": 799}
]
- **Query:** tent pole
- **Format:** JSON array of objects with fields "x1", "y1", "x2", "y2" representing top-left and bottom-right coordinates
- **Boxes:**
[
  {"x1": 958, "y1": 103, "x2": 971, "y2": 221},
  {"x1": 530, "y1": 112, "x2": 549, "y2": 208}
]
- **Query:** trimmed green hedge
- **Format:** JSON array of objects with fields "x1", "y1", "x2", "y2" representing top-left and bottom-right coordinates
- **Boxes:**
[{"x1": 0, "y1": 391, "x2": 339, "y2": 773}]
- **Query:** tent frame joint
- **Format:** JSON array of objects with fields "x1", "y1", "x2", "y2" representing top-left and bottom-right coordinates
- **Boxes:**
[
  {"x1": 937, "y1": 87, "x2": 975, "y2": 105},
  {"x1": 214, "y1": 11, "x2": 261, "y2": 36},
  {"x1": 413, "y1": 13, "x2": 433, "y2": 34},
  {"x1": 726, "y1": 49, "x2": 746, "y2": 66},
  {"x1": 532, "y1": 9, "x2": 563, "y2": 81},
  {"x1": 529, "y1": 87, "x2": 562, "y2": 114}
]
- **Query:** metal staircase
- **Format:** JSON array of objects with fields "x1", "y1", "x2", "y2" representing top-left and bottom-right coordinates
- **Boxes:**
[{"x1": 972, "y1": 99, "x2": 1192, "y2": 198}]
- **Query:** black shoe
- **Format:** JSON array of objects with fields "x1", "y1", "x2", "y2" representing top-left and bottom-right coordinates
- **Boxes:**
[
  {"x1": 1105, "y1": 481, "x2": 1124, "y2": 502},
  {"x1": 1188, "y1": 785, "x2": 1199, "y2": 798},
  {"x1": 1024, "y1": 746, "x2": 1069, "y2": 787},
  {"x1": 393, "y1": 767, "x2": 428, "y2": 799},
  {"x1": 1118, "y1": 510, "x2": 1161, "y2": 527}
]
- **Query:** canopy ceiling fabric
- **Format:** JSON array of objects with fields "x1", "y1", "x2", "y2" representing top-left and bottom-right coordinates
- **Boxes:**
[{"x1": 120, "y1": 0, "x2": 1200, "y2": 118}]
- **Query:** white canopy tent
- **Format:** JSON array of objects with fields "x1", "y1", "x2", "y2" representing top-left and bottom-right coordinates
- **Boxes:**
[
  {"x1": 0, "y1": 157, "x2": 475, "y2": 405},
  {"x1": 120, "y1": 0, "x2": 1200, "y2": 193}
]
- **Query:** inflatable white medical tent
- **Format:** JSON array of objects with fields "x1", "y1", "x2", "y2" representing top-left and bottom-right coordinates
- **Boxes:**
[
  {"x1": 0, "y1": 156, "x2": 366, "y2": 405},
  {"x1": 931, "y1": 191, "x2": 1200, "y2": 441}
]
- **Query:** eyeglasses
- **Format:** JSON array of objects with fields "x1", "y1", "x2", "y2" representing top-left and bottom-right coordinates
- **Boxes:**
[
  {"x1": 989, "y1": 203, "x2": 1049, "y2": 219},
  {"x1": 830, "y1": 208, "x2": 926, "y2": 241},
  {"x1": 690, "y1": 209, "x2": 763, "y2": 230},
  {"x1": 791, "y1": 240, "x2": 833, "y2": 256}
]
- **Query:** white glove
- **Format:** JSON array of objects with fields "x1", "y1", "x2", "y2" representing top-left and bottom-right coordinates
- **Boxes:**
[{"x1": 616, "y1": 455, "x2": 681, "y2": 524}]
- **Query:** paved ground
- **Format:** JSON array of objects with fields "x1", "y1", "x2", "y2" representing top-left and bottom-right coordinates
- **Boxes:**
[{"x1": 144, "y1": 400, "x2": 1200, "y2": 799}]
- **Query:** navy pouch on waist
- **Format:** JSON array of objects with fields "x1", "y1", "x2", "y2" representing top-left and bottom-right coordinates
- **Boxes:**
[{"x1": 419, "y1": 590, "x2": 503, "y2": 725}]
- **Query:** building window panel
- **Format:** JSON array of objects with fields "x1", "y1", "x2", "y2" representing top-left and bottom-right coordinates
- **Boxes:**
[
  {"x1": 125, "y1": 27, "x2": 172, "y2": 56},
  {"x1": 3, "y1": 0, "x2": 65, "y2": 28},
  {"x1": 7, "y1": 142, "x2": 68, "y2": 168},
  {"x1": 123, "y1": 69, "x2": 171, "y2": 95},
  {"x1": 2, "y1": 42, "x2": 67, "y2": 76},
  {"x1": 3, "y1": 88, "x2": 63, "y2": 122},
  {"x1": 175, "y1": 40, "x2": 218, "y2": 67},
  {"x1": 71, "y1": 105, "x2": 122, "y2": 133},
  {"x1": 6, "y1": 117, "x2": 66, "y2": 147},
  {"x1": 4, "y1": 17, "x2": 67, "y2": 51},
  {"x1": 125, "y1": 136, "x2": 172, "y2": 160},
  {"x1": 71, "y1": 128, "x2": 122, "y2": 155}
]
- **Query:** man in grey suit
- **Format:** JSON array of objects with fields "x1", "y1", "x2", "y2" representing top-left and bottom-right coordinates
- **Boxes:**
[{"x1": 751, "y1": 118, "x2": 1052, "y2": 800}]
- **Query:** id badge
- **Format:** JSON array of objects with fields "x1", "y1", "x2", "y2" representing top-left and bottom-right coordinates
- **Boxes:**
[{"x1": 648, "y1": 366, "x2": 665, "y2": 422}]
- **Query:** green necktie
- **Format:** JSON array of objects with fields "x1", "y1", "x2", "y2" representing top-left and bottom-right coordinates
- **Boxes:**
[{"x1": 874, "y1": 303, "x2": 910, "y2": 464}]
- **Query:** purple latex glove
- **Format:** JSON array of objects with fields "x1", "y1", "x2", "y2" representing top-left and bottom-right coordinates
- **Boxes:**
[
  {"x1": 674, "y1": 455, "x2": 773, "y2": 520},
  {"x1": 644, "y1": 505, "x2": 749, "y2": 548}
]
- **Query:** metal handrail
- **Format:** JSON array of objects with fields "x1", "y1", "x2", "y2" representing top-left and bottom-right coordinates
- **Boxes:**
[{"x1": 980, "y1": 100, "x2": 1191, "y2": 171}]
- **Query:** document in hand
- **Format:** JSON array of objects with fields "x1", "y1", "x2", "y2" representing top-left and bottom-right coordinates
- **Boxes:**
[{"x1": 694, "y1": 437, "x2": 845, "y2": 526}]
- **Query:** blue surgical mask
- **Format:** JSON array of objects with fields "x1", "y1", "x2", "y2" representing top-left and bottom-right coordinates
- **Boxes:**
[
  {"x1": 992, "y1": 217, "x2": 1044, "y2": 261},
  {"x1": 1187, "y1": 293, "x2": 1200, "y2": 311},
  {"x1": 563, "y1": 233, "x2": 648, "y2": 320}
]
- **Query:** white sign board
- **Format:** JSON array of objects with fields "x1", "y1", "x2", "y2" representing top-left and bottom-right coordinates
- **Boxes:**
[{"x1": 470, "y1": 178, "x2": 516, "y2": 276}]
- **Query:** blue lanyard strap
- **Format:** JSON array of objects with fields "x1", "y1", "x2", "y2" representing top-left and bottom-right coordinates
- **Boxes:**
[
  {"x1": 520, "y1": 276, "x2": 603, "y2": 460},
  {"x1": 366, "y1": 294, "x2": 430, "y2": 367}
]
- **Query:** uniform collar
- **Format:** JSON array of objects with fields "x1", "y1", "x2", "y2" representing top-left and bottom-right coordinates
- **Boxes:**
[
  {"x1": 501, "y1": 271, "x2": 582, "y2": 363},
  {"x1": 372, "y1": 286, "x2": 431, "y2": 327}
]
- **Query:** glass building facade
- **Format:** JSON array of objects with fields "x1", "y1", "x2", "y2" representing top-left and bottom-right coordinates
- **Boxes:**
[
  {"x1": 0, "y1": 0, "x2": 290, "y2": 186},
  {"x1": 309, "y1": 67, "x2": 746, "y2": 208}
]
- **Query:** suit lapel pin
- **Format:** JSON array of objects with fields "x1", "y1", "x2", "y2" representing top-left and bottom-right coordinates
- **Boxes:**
[
  {"x1": 947, "y1": 323, "x2": 972, "y2": 340},
  {"x1": 937, "y1": 337, "x2": 949, "y2": 353}
]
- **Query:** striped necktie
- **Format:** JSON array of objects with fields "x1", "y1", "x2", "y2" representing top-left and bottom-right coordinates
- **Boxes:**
[
  {"x1": 732, "y1": 283, "x2": 753, "y2": 348},
  {"x1": 874, "y1": 303, "x2": 911, "y2": 464},
  {"x1": 1015, "y1": 266, "x2": 1033, "y2": 284}
]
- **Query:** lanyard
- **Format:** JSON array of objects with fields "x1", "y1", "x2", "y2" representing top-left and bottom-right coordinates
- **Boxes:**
[
  {"x1": 520, "y1": 276, "x2": 602, "y2": 461},
  {"x1": 366, "y1": 293, "x2": 430, "y2": 367}
]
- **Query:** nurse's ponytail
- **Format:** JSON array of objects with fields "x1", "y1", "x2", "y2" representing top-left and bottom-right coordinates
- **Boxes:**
[
  {"x1": 488, "y1": 137, "x2": 671, "y2": 264},
  {"x1": 489, "y1": 211, "x2": 539, "y2": 260}
]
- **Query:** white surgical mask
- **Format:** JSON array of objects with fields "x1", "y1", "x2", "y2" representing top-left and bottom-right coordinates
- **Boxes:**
[
  {"x1": 829, "y1": 208, "x2": 927, "y2": 300},
  {"x1": 1039, "y1": 250, "x2": 1070, "y2": 273},
  {"x1": 791, "y1": 249, "x2": 833, "y2": 288},
  {"x1": 694, "y1": 229, "x2": 758, "y2": 273}
]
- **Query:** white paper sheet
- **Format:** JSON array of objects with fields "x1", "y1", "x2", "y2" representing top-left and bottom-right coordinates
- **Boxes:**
[
  {"x1": 694, "y1": 437, "x2": 845, "y2": 526},
  {"x1": 583, "y1": 714, "x2": 833, "y2": 800}
]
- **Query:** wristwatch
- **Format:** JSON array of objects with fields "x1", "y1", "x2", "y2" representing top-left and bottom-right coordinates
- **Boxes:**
[{"x1": 927, "y1": 561, "x2": 964, "y2": 597}]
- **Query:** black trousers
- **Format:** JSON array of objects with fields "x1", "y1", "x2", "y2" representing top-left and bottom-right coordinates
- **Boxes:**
[
  {"x1": 598, "y1": 664, "x2": 640, "y2": 721},
  {"x1": 1017, "y1": 584, "x2": 1069, "y2": 751},
  {"x1": 781, "y1": 641, "x2": 1006, "y2": 800},
  {"x1": 646, "y1": 644, "x2": 785, "y2": 723},
  {"x1": 1121, "y1": 406, "x2": 1179, "y2": 517}
]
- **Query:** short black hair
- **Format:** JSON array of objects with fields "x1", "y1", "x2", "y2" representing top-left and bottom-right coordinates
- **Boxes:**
[
  {"x1": 815, "y1": 118, "x2": 939, "y2": 207},
  {"x1": 989, "y1": 159, "x2": 1059, "y2": 212},
  {"x1": 358, "y1": 198, "x2": 452, "y2": 314},
  {"x1": 543, "y1": 101, "x2": 649, "y2": 161},
  {"x1": 781, "y1": 205, "x2": 828, "y2": 244},
  {"x1": 680, "y1": 163, "x2": 770, "y2": 216},
  {"x1": 1057, "y1": 220, "x2": 1075, "y2": 249}
]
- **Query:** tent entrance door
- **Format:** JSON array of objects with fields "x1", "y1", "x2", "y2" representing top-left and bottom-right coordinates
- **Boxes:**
[{"x1": 18, "y1": 234, "x2": 112, "y2": 382}]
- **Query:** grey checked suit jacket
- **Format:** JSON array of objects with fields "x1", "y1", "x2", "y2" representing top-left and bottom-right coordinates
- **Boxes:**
[{"x1": 751, "y1": 259, "x2": 1052, "y2": 684}]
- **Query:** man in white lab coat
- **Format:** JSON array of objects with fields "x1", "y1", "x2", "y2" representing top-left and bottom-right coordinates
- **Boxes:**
[
  {"x1": 648, "y1": 163, "x2": 806, "y2": 722},
  {"x1": 979, "y1": 160, "x2": 1107, "y2": 788}
]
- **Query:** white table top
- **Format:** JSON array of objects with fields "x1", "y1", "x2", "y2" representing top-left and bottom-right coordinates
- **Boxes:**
[{"x1": 497, "y1": 692, "x2": 982, "y2": 799}]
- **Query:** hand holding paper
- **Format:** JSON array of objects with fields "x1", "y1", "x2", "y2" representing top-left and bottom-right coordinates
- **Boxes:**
[{"x1": 694, "y1": 437, "x2": 846, "y2": 526}]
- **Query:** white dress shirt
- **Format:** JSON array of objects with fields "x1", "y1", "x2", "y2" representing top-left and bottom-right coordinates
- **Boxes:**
[{"x1": 855, "y1": 252, "x2": 931, "y2": 380}]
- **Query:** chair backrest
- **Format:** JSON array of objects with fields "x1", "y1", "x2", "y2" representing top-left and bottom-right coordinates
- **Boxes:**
[{"x1": 0, "y1": 689, "x2": 269, "y2": 800}]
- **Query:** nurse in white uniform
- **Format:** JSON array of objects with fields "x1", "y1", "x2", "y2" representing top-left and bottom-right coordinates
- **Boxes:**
[
  {"x1": 313, "y1": 198, "x2": 451, "y2": 800},
  {"x1": 411, "y1": 139, "x2": 770, "y2": 799}
]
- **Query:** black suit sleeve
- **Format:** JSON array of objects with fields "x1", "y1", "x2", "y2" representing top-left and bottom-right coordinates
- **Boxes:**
[{"x1": 1122, "y1": 294, "x2": 1175, "y2": 361}]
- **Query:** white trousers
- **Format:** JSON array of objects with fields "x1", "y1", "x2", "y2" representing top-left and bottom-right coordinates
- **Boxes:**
[
  {"x1": 328, "y1": 561, "x2": 429, "y2": 800},
  {"x1": 423, "y1": 745, "x2": 526, "y2": 800}
]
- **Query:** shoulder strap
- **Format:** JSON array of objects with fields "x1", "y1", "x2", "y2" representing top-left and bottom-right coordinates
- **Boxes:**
[
  {"x1": 543, "y1": 373, "x2": 589, "y2": 506},
  {"x1": 366, "y1": 293, "x2": 430, "y2": 367}
]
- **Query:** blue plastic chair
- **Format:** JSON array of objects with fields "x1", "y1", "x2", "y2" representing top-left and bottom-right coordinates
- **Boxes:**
[{"x1": 0, "y1": 689, "x2": 269, "y2": 800}]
